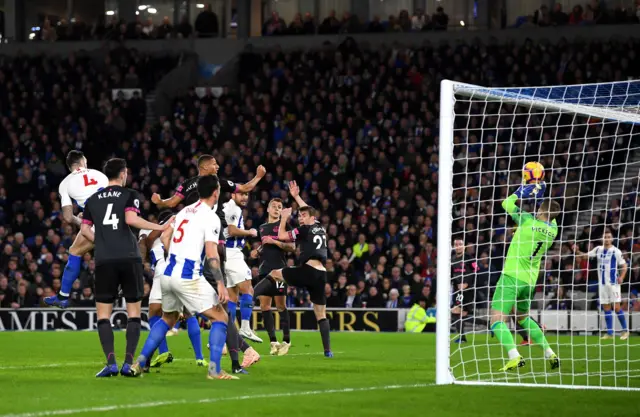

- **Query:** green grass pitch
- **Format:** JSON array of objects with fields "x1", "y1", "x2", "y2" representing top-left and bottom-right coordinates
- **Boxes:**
[{"x1": 0, "y1": 331, "x2": 638, "y2": 417}]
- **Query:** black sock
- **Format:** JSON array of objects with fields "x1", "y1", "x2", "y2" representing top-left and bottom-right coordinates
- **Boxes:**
[
  {"x1": 254, "y1": 277, "x2": 274, "y2": 298},
  {"x1": 318, "y1": 318, "x2": 331, "y2": 352},
  {"x1": 451, "y1": 313, "x2": 462, "y2": 335},
  {"x1": 263, "y1": 310, "x2": 277, "y2": 343},
  {"x1": 125, "y1": 317, "x2": 141, "y2": 365},
  {"x1": 238, "y1": 334, "x2": 250, "y2": 352},
  {"x1": 280, "y1": 308, "x2": 291, "y2": 343},
  {"x1": 516, "y1": 321, "x2": 529, "y2": 342},
  {"x1": 226, "y1": 312, "x2": 240, "y2": 366},
  {"x1": 98, "y1": 319, "x2": 116, "y2": 365}
]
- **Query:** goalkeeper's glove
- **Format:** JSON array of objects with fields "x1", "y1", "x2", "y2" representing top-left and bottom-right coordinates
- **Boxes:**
[{"x1": 513, "y1": 181, "x2": 546, "y2": 200}]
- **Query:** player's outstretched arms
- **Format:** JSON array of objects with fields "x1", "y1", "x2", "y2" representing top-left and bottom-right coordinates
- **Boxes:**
[
  {"x1": 151, "y1": 192, "x2": 183, "y2": 209},
  {"x1": 235, "y1": 165, "x2": 267, "y2": 193},
  {"x1": 126, "y1": 211, "x2": 175, "y2": 232},
  {"x1": 288, "y1": 180, "x2": 307, "y2": 208},
  {"x1": 204, "y1": 241, "x2": 227, "y2": 303},
  {"x1": 61, "y1": 205, "x2": 83, "y2": 228},
  {"x1": 277, "y1": 208, "x2": 294, "y2": 242}
]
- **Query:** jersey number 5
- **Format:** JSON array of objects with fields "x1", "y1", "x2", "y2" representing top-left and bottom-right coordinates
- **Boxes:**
[
  {"x1": 173, "y1": 220, "x2": 189, "y2": 243},
  {"x1": 313, "y1": 235, "x2": 327, "y2": 250},
  {"x1": 83, "y1": 174, "x2": 98, "y2": 187},
  {"x1": 103, "y1": 203, "x2": 119, "y2": 230}
]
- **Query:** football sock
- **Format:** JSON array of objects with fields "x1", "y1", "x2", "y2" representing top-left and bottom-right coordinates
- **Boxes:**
[
  {"x1": 137, "y1": 318, "x2": 170, "y2": 364},
  {"x1": 240, "y1": 293, "x2": 253, "y2": 331},
  {"x1": 97, "y1": 319, "x2": 116, "y2": 365},
  {"x1": 616, "y1": 309, "x2": 628, "y2": 331},
  {"x1": 186, "y1": 316, "x2": 204, "y2": 360},
  {"x1": 59, "y1": 254, "x2": 81, "y2": 297},
  {"x1": 173, "y1": 320, "x2": 181, "y2": 330},
  {"x1": 226, "y1": 304, "x2": 241, "y2": 367},
  {"x1": 263, "y1": 309, "x2": 277, "y2": 343},
  {"x1": 451, "y1": 313, "x2": 462, "y2": 336},
  {"x1": 238, "y1": 335, "x2": 250, "y2": 352},
  {"x1": 491, "y1": 321, "x2": 517, "y2": 353},
  {"x1": 125, "y1": 318, "x2": 141, "y2": 365},
  {"x1": 518, "y1": 317, "x2": 551, "y2": 351},
  {"x1": 516, "y1": 320, "x2": 529, "y2": 342},
  {"x1": 281, "y1": 308, "x2": 291, "y2": 343},
  {"x1": 209, "y1": 321, "x2": 228, "y2": 374},
  {"x1": 604, "y1": 310, "x2": 614, "y2": 335},
  {"x1": 318, "y1": 318, "x2": 331, "y2": 352},
  {"x1": 148, "y1": 315, "x2": 169, "y2": 355}
]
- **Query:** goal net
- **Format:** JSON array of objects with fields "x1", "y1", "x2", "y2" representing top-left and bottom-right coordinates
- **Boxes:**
[{"x1": 436, "y1": 79, "x2": 640, "y2": 391}]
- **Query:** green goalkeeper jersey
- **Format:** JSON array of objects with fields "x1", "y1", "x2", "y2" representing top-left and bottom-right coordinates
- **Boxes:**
[{"x1": 501, "y1": 194, "x2": 558, "y2": 286}]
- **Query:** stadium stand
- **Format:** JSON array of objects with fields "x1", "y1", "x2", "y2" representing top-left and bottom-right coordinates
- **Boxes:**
[{"x1": 1, "y1": 13, "x2": 640, "y2": 313}]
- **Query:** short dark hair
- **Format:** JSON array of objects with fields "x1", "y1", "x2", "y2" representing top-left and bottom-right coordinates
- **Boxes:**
[
  {"x1": 299, "y1": 206, "x2": 317, "y2": 217},
  {"x1": 66, "y1": 150, "x2": 84, "y2": 170},
  {"x1": 103, "y1": 158, "x2": 127, "y2": 181},
  {"x1": 540, "y1": 199, "x2": 561, "y2": 220},
  {"x1": 158, "y1": 210, "x2": 174, "y2": 225},
  {"x1": 198, "y1": 154, "x2": 215, "y2": 169},
  {"x1": 197, "y1": 175, "x2": 220, "y2": 198},
  {"x1": 269, "y1": 198, "x2": 283, "y2": 206}
]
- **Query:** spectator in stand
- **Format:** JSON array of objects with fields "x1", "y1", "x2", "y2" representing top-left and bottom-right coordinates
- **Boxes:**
[
  {"x1": 40, "y1": 18, "x2": 57, "y2": 41},
  {"x1": 364, "y1": 286, "x2": 385, "y2": 308},
  {"x1": 156, "y1": 16, "x2": 174, "y2": 39},
  {"x1": 176, "y1": 15, "x2": 193, "y2": 38},
  {"x1": 340, "y1": 11, "x2": 361, "y2": 34},
  {"x1": 387, "y1": 15, "x2": 402, "y2": 32},
  {"x1": 344, "y1": 285, "x2": 363, "y2": 308},
  {"x1": 263, "y1": 11, "x2": 287, "y2": 36},
  {"x1": 411, "y1": 8, "x2": 429, "y2": 31},
  {"x1": 319, "y1": 10, "x2": 341, "y2": 34},
  {"x1": 367, "y1": 15, "x2": 386, "y2": 33},
  {"x1": 400, "y1": 285, "x2": 413, "y2": 307},
  {"x1": 386, "y1": 288, "x2": 400, "y2": 308},
  {"x1": 142, "y1": 17, "x2": 156, "y2": 37},
  {"x1": 533, "y1": 5, "x2": 551, "y2": 26},
  {"x1": 302, "y1": 12, "x2": 316, "y2": 34},
  {"x1": 569, "y1": 5, "x2": 584, "y2": 25},
  {"x1": 432, "y1": 7, "x2": 449, "y2": 30},
  {"x1": 195, "y1": 3, "x2": 219, "y2": 37},
  {"x1": 288, "y1": 13, "x2": 306, "y2": 35},
  {"x1": 398, "y1": 10, "x2": 412, "y2": 31}
]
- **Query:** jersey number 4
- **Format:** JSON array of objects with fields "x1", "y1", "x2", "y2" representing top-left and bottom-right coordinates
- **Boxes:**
[
  {"x1": 83, "y1": 174, "x2": 98, "y2": 187},
  {"x1": 103, "y1": 203, "x2": 119, "y2": 230},
  {"x1": 173, "y1": 220, "x2": 189, "y2": 243}
]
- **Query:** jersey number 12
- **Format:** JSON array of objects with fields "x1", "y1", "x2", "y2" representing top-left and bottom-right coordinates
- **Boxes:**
[{"x1": 103, "y1": 203, "x2": 119, "y2": 230}]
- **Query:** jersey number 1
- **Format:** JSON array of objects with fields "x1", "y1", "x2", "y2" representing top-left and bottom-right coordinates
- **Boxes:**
[
  {"x1": 83, "y1": 174, "x2": 98, "y2": 187},
  {"x1": 173, "y1": 220, "x2": 189, "y2": 243},
  {"x1": 103, "y1": 203, "x2": 119, "y2": 230}
]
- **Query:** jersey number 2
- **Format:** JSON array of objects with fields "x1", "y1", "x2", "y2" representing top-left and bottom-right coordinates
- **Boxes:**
[
  {"x1": 83, "y1": 174, "x2": 98, "y2": 187},
  {"x1": 531, "y1": 242, "x2": 544, "y2": 259},
  {"x1": 103, "y1": 203, "x2": 119, "y2": 230},
  {"x1": 313, "y1": 235, "x2": 327, "y2": 250},
  {"x1": 173, "y1": 220, "x2": 189, "y2": 243}
]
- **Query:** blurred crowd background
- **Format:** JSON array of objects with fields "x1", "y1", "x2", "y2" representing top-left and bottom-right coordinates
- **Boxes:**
[{"x1": 1, "y1": 0, "x2": 640, "y2": 316}]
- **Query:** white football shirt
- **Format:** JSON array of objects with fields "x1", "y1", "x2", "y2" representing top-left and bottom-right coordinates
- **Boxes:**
[
  {"x1": 587, "y1": 245, "x2": 626, "y2": 285},
  {"x1": 222, "y1": 199, "x2": 245, "y2": 252},
  {"x1": 164, "y1": 200, "x2": 220, "y2": 280},
  {"x1": 58, "y1": 168, "x2": 109, "y2": 209}
]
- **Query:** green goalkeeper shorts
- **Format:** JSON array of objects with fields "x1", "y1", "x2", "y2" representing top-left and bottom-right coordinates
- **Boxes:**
[{"x1": 491, "y1": 274, "x2": 536, "y2": 314}]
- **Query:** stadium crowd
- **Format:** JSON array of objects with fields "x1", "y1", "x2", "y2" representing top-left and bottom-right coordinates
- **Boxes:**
[{"x1": 1, "y1": 27, "x2": 640, "y2": 314}]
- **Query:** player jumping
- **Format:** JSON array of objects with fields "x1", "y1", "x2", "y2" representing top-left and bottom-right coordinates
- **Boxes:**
[
  {"x1": 490, "y1": 181, "x2": 560, "y2": 372},
  {"x1": 574, "y1": 230, "x2": 629, "y2": 340},
  {"x1": 132, "y1": 175, "x2": 236, "y2": 379},
  {"x1": 252, "y1": 198, "x2": 296, "y2": 355},
  {"x1": 45, "y1": 151, "x2": 108, "y2": 308},
  {"x1": 254, "y1": 181, "x2": 332, "y2": 357},
  {"x1": 138, "y1": 212, "x2": 208, "y2": 371}
]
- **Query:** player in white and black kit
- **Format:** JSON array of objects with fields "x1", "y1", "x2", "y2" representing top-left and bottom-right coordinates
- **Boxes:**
[
  {"x1": 45, "y1": 150, "x2": 108, "y2": 308},
  {"x1": 254, "y1": 181, "x2": 333, "y2": 357},
  {"x1": 80, "y1": 158, "x2": 172, "y2": 377},
  {"x1": 251, "y1": 198, "x2": 296, "y2": 356}
]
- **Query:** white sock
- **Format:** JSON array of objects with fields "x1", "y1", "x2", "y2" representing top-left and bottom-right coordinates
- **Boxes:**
[
  {"x1": 241, "y1": 319, "x2": 250, "y2": 331},
  {"x1": 507, "y1": 348, "x2": 520, "y2": 360},
  {"x1": 545, "y1": 348, "x2": 555, "y2": 359}
]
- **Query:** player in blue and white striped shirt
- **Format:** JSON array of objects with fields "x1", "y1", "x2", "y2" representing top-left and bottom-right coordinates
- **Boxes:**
[{"x1": 576, "y1": 230, "x2": 629, "y2": 340}]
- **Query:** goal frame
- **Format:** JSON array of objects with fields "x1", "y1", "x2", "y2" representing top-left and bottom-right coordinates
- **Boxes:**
[{"x1": 436, "y1": 78, "x2": 640, "y2": 390}]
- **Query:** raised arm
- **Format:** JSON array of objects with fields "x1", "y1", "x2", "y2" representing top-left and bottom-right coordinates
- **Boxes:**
[
  {"x1": 59, "y1": 181, "x2": 82, "y2": 227},
  {"x1": 126, "y1": 211, "x2": 174, "y2": 232},
  {"x1": 151, "y1": 193, "x2": 183, "y2": 209},
  {"x1": 288, "y1": 180, "x2": 307, "y2": 208},
  {"x1": 235, "y1": 165, "x2": 267, "y2": 193},
  {"x1": 227, "y1": 224, "x2": 258, "y2": 238},
  {"x1": 278, "y1": 208, "x2": 293, "y2": 242}
]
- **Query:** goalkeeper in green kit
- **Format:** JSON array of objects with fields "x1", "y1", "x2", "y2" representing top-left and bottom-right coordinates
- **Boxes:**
[{"x1": 491, "y1": 180, "x2": 561, "y2": 372}]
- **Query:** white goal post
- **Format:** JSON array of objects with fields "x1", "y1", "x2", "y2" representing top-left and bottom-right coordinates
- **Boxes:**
[{"x1": 437, "y1": 79, "x2": 640, "y2": 390}]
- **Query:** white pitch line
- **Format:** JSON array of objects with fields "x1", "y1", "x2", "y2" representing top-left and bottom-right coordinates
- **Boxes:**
[
  {"x1": 0, "y1": 383, "x2": 431, "y2": 417},
  {"x1": 0, "y1": 352, "x2": 345, "y2": 371}
]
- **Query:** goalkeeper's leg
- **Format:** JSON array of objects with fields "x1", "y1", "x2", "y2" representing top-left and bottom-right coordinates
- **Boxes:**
[
  {"x1": 490, "y1": 277, "x2": 522, "y2": 371},
  {"x1": 516, "y1": 313, "x2": 559, "y2": 369}
]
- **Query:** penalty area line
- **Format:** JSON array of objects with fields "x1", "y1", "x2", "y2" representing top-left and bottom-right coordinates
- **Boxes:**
[{"x1": 0, "y1": 383, "x2": 432, "y2": 417}]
